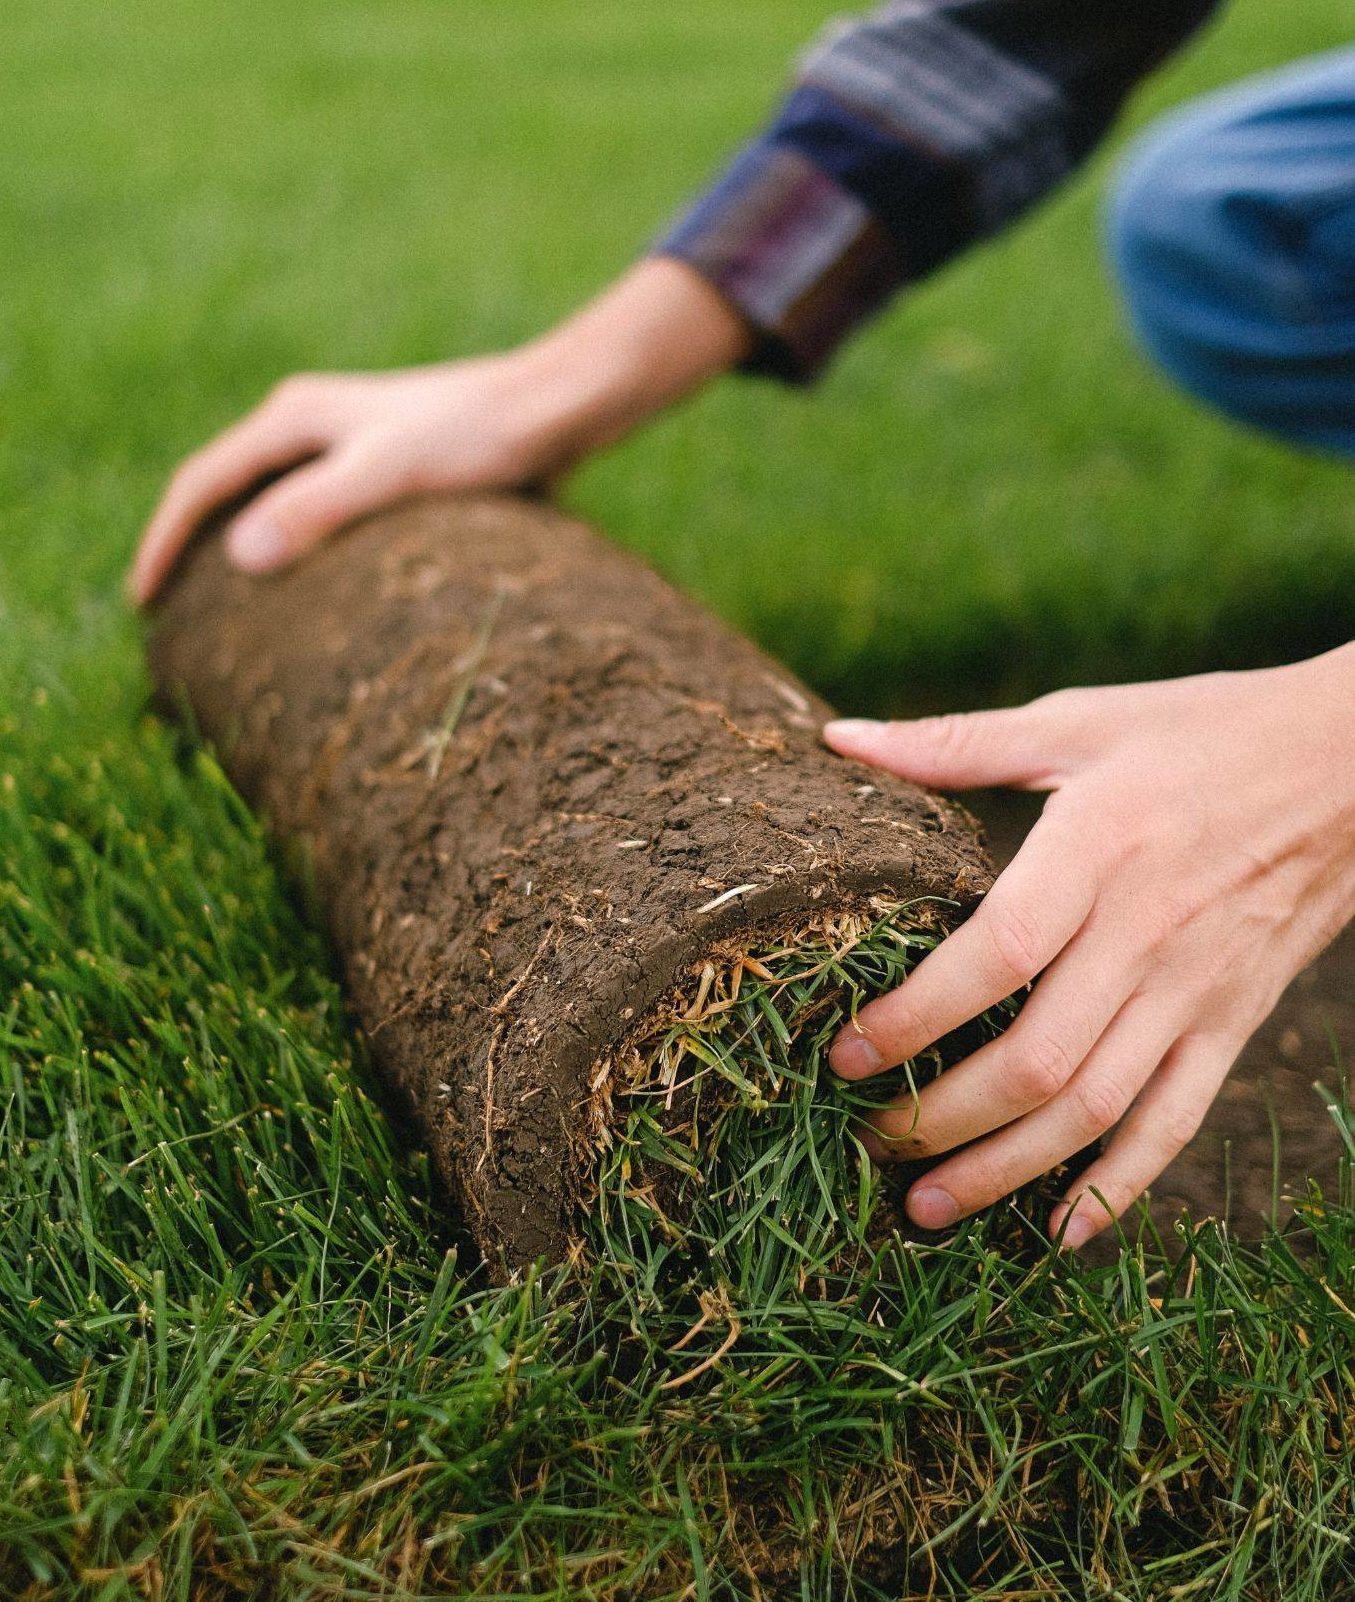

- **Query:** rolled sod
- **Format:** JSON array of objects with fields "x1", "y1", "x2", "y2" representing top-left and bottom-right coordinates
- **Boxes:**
[{"x1": 149, "y1": 494, "x2": 998, "y2": 1274}]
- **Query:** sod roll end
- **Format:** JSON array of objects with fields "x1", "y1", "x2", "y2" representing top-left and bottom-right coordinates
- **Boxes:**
[{"x1": 149, "y1": 494, "x2": 996, "y2": 1273}]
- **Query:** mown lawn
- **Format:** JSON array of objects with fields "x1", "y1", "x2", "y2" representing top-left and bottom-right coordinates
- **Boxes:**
[{"x1": 2, "y1": 2, "x2": 1352, "y2": 1597}]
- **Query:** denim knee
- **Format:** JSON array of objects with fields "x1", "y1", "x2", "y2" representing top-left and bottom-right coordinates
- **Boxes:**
[
  {"x1": 1106, "y1": 53, "x2": 1355, "y2": 455},
  {"x1": 1108, "y1": 116, "x2": 1305, "y2": 421}
]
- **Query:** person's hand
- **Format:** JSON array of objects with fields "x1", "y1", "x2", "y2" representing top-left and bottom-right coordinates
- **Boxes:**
[
  {"x1": 128, "y1": 258, "x2": 750, "y2": 604},
  {"x1": 824, "y1": 646, "x2": 1355, "y2": 1249}
]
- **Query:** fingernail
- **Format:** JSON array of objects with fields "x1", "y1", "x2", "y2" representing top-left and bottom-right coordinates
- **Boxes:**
[
  {"x1": 1060, "y1": 1213, "x2": 1095, "y2": 1252},
  {"x1": 830, "y1": 1034, "x2": 882, "y2": 1078},
  {"x1": 227, "y1": 519, "x2": 288, "y2": 572},
  {"x1": 907, "y1": 1185, "x2": 959, "y2": 1230},
  {"x1": 824, "y1": 718, "x2": 883, "y2": 743}
]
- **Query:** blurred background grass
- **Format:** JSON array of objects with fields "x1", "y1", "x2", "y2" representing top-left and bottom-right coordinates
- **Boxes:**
[{"x1": 2, "y1": 0, "x2": 1351, "y2": 719}]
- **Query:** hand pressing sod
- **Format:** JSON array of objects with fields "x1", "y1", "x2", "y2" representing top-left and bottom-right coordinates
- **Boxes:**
[
  {"x1": 825, "y1": 648, "x2": 1355, "y2": 1250},
  {"x1": 126, "y1": 260, "x2": 750, "y2": 606}
]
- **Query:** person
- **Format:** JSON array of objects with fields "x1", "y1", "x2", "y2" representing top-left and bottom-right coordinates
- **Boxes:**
[{"x1": 128, "y1": 2, "x2": 1355, "y2": 1251}]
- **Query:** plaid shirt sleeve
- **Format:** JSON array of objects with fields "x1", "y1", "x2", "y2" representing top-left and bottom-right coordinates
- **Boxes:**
[{"x1": 653, "y1": 0, "x2": 1223, "y2": 380}]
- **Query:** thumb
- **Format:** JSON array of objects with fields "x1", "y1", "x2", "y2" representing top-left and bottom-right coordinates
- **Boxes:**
[
  {"x1": 225, "y1": 448, "x2": 408, "y2": 574},
  {"x1": 824, "y1": 700, "x2": 1080, "y2": 791}
]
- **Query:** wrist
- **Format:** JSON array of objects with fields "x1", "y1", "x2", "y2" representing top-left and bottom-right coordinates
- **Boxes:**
[
  {"x1": 1327, "y1": 641, "x2": 1355, "y2": 770},
  {"x1": 507, "y1": 259, "x2": 752, "y2": 464},
  {"x1": 1289, "y1": 643, "x2": 1355, "y2": 832},
  {"x1": 507, "y1": 327, "x2": 650, "y2": 459},
  {"x1": 487, "y1": 341, "x2": 622, "y2": 470},
  {"x1": 1305, "y1": 640, "x2": 1355, "y2": 742}
]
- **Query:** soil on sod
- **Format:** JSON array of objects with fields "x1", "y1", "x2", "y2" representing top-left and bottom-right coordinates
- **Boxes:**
[
  {"x1": 150, "y1": 494, "x2": 996, "y2": 1274},
  {"x1": 976, "y1": 789, "x2": 1353, "y2": 1238}
]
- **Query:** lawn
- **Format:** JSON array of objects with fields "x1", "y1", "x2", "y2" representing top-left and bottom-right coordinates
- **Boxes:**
[{"x1": 2, "y1": 1, "x2": 1353, "y2": 1597}]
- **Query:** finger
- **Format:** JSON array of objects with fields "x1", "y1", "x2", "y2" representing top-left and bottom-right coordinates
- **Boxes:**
[
  {"x1": 824, "y1": 693, "x2": 1088, "y2": 792},
  {"x1": 830, "y1": 809, "x2": 1097, "y2": 1078},
  {"x1": 129, "y1": 401, "x2": 330, "y2": 604},
  {"x1": 865, "y1": 931, "x2": 1137, "y2": 1158},
  {"x1": 1050, "y1": 1032, "x2": 1238, "y2": 1249},
  {"x1": 901, "y1": 993, "x2": 1180, "y2": 1231},
  {"x1": 224, "y1": 447, "x2": 410, "y2": 573}
]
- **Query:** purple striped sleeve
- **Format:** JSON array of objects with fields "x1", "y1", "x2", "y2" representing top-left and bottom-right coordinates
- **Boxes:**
[
  {"x1": 653, "y1": 0, "x2": 1222, "y2": 382},
  {"x1": 656, "y1": 140, "x2": 906, "y2": 381}
]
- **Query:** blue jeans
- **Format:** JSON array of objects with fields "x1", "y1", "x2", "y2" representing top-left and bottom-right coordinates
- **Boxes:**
[{"x1": 1108, "y1": 47, "x2": 1355, "y2": 457}]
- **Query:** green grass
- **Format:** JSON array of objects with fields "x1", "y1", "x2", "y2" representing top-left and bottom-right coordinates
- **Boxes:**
[
  {"x1": 3, "y1": 0, "x2": 1354, "y2": 1595},
  {"x1": 0, "y1": 723, "x2": 1350, "y2": 1596},
  {"x1": 586, "y1": 902, "x2": 1023, "y2": 1340}
]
